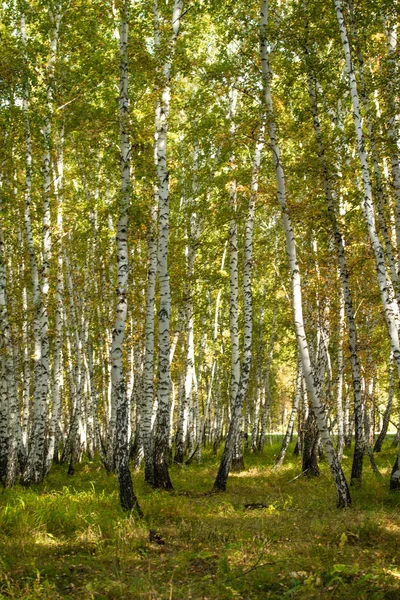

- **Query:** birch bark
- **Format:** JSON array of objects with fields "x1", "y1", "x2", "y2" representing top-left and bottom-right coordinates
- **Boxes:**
[
  {"x1": 0, "y1": 192, "x2": 21, "y2": 486},
  {"x1": 334, "y1": 0, "x2": 400, "y2": 489},
  {"x1": 112, "y1": 0, "x2": 141, "y2": 513},
  {"x1": 45, "y1": 126, "x2": 64, "y2": 475},
  {"x1": 303, "y1": 32, "x2": 365, "y2": 483},
  {"x1": 153, "y1": 0, "x2": 183, "y2": 490},
  {"x1": 213, "y1": 121, "x2": 264, "y2": 491},
  {"x1": 261, "y1": 0, "x2": 351, "y2": 507},
  {"x1": 141, "y1": 104, "x2": 159, "y2": 484},
  {"x1": 20, "y1": 8, "x2": 59, "y2": 485}
]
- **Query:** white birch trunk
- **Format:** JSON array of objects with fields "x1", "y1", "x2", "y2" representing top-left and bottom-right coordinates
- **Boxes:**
[
  {"x1": 303, "y1": 31, "x2": 365, "y2": 482},
  {"x1": 153, "y1": 0, "x2": 183, "y2": 489},
  {"x1": 20, "y1": 11, "x2": 48, "y2": 485},
  {"x1": 0, "y1": 191, "x2": 21, "y2": 486},
  {"x1": 334, "y1": 0, "x2": 400, "y2": 489},
  {"x1": 261, "y1": 0, "x2": 351, "y2": 507},
  {"x1": 110, "y1": 0, "x2": 141, "y2": 513},
  {"x1": 213, "y1": 120, "x2": 264, "y2": 490},
  {"x1": 142, "y1": 88, "x2": 160, "y2": 484},
  {"x1": 382, "y1": 14, "x2": 400, "y2": 274},
  {"x1": 347, "y1": 0, "x2": 399, "y2": 297},
  {"x1": 336, "y1": 286, "x2": 345, "y2": 461},
  {"x1": 45, "y1": 126, "x2": 64, "y2": 475}
]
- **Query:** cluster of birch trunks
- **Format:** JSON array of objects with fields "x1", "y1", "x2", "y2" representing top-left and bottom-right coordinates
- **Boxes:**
[{"x1": 1, "y1": 0, "x2": 400, "y2": 511}]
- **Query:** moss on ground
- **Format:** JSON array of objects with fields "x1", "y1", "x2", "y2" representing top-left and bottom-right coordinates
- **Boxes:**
[{"x1": 0, "y1": 440, "x2": 399, "y2": 599}]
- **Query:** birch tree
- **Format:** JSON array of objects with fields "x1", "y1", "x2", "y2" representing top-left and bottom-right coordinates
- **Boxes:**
[
  {"x1": 334, "y1": 0, "x2": 400, "y2": 490},
  {"x1": 152, "y1": 0, "x2": 183, "y2": 490},
  {"x1": 111, "y1": 0, "x2": 141, "y2": 513},
  {"x1": 260, "y1": 0, "x2": 351, "y2": 507}
]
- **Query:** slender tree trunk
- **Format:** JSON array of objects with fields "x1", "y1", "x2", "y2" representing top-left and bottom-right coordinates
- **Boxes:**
[
  {"x1": 142, "y1": 104, "x2": 159, "y2": 485},
  {"x1": 20, "y1": 9, "x2": 57, "y2": 486},
  {"x1": 374, "y1": 352, "x2": 395, "y2": 453},
  {"x1": 0, "y1": 194, "x2": 21, "y2": 486},
  {"x1": 45, "y1": 126, "x2": 64, "y2": 475},
  {"x1": 213, "y1": 121, "x2": 264, "y2": 491},
  {"x1": 113, "y1": 1, "x2": 141, "y2": 514},
  {"x1": 382, "y1": 12, "x2": 400, "y2": 273},
  {"x1": 303, "y1": 36, "x2": 365, "y2": 483},
  {"x1": 274, "y1": 359, "x2": 302, "y2": 470},
  {"x1": 336, "y1": 286, "x2": 345, "y2": 461},
  {"x1": 334, "y1": 0, "x2": 400, "y2": 491},
  {"x1": 261, "y1": 0, "x2": 351, "y2": 507},
  {"x1": 152, "y1": 0, "x2": 183, "y2": 490},
  {"x1": 258, "y1": 298, "x2": 276, "y2": 452},
  {"x1": 346, "y1": 0, "x2": 399, "y2": 299}
]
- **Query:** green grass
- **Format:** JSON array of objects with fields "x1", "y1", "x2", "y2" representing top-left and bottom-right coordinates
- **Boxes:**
[{"x1": 0, "y1": 441, "x2": 399, "y2": 599}]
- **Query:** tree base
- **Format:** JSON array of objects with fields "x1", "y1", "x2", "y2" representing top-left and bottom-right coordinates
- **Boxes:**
[
  {"x1": 153, "y1": 459, "x2": 173, "y2": 490},
  {"x1": 118, "y1": 461, "x2": 143, "y2": 516},
  {"x1": 390, "y1": 453, "x2": 400, "y2": 491},
  {"x1": 231, "y1": 456, "x2": 245, "y2": 472}
]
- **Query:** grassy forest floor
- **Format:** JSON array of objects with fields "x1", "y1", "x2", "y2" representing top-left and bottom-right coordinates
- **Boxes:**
[{"x1": 0, "y1": 440, "x2": 399, "y2": 599}]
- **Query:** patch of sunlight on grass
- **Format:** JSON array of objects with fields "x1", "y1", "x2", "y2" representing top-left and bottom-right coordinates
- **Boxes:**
[
  {"x1": 33, "y1": 532, "x2": 60, "y2": 547},
  {"x1": 230, "y1": 467, "x2": 269, "y2": 478},
  {"x1": 0, "y1": 442, "x2": 400, "y2": 599},
  {"x1": 386, "y1": 569, "x2": 400, "y2": 579}
]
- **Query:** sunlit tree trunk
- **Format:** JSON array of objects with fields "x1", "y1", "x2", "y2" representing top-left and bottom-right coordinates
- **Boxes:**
[
  {"x1": 274, "y1": 358, "x2": 302, "y2": 470},
  {"x1": 345, "y1": 0, "x2": 399, "y2": 302},
  {"x1": 20, "y1": 8, "x2": 59, "y2": 485},
  {"x1": 0, "y1": 194, "x2": 21, "y2": 487},
  {"x1": 213, "y1": 121, "x2": 264, "y2": 491},
  {"x1": 374, "y1": 352, "x2": 394, "y2": 453},
  {"x1": 261, "y1": 0, "x2": 351, "y2": 507},
  {"x1": 110, "y1": 0, "x2": 141, "y2": 513},
  {"x1": 334, "y1": 0, "x2": 400, "y2": 490},
  {"x1": 304, "y1": 40, "x2": 365, "y2": 483},
  {"x1": 45, "y1": 126, "x2": 64, "y2": 475},
  {"x1": 152, "y1": 0, "x2": 183, "y2": 490}
]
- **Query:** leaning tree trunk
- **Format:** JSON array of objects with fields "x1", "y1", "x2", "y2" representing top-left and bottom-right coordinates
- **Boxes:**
[
  {"x1": 334, "y1": 0, "x2": 400, "y2": 491},
  {"x1": 346, "y1": 0, "x2": 399, "y2": 300},
  {"x1": 260, "y1": 0, "x2": 351, "y2": 508},
  {"x1": 303, "y1": 29, "x2": 365, "y2": 484}
]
